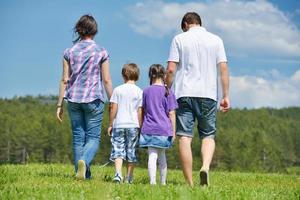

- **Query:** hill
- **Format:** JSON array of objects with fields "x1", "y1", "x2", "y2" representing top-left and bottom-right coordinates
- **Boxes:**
[{"x1": 0, "y1": 96, "x2": 299, "y2": 173}]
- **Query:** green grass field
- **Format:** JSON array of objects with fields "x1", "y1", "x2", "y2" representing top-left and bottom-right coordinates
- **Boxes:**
[{"x1": 0, "y1": 164, "x2": 299, "y2": 200}]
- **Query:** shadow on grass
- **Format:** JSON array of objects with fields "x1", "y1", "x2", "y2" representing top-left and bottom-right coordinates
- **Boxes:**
[
  {"x1": 37, "y1": 171, "x2": 73, "y2": 179},
  {"x1": 101, "y1": 174, "x2": 183, "y2": 185}
]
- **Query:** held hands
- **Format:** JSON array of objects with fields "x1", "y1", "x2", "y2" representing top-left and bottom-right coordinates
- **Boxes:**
[
  {"x1": 172, "y1": 132, "x2": 176, "y2": 143},
  {"x1": 56, "y1": 107, "x2": 63, "y2": 122},
  {"x1": 107, "y1": 126, "x2": 112, "y2": 136},
  {"x1": 220, "y1": 96, "x2": 230, "y2": 113}
]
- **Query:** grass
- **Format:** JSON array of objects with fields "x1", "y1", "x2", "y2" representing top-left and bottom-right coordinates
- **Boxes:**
[{"x1": 0, "y1": 164, "x2": 299, "y2": 200}]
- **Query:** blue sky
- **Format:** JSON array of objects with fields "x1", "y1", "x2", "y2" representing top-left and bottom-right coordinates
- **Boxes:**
[{"x1": 0, "y1": 0, "x2": 299, "y2": 108}]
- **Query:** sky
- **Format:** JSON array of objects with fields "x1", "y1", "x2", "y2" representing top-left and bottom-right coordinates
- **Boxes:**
[{"x1": 0, "y1": 0, "x2": 299, "y2": 108}]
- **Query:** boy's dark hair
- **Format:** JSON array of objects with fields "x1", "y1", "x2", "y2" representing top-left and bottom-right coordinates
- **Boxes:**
[
  {"x1": 148, "y1": 64, "x2": 169, "y2": 97},
  {"x1": 73, "y1": 15, "x2": 98, "y2": 43},
  {"x1": 181, "y1": 12, "x2": 202, "y2": 31},
  {"x1": 122, "y1": 63, "x2": 140, "y2": 81}
]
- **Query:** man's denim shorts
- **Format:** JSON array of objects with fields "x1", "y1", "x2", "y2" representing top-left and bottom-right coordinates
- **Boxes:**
[
  {"x1": 176, "y1": 97, "x2": 217, "y2": 139},
  {"x1": 110, "y1": 128, "x2": 139, "y2": 162}
]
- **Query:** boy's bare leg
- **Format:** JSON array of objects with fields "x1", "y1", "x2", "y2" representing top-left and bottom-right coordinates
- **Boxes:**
[
  {"x1": 179, "y1": 136, "x2": 193, "y2": 187},
  {"x1": 115, "y1": 158, "x2": 123, "y2": 176}
]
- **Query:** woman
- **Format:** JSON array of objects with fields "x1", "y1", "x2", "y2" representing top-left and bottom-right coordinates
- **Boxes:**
[{"x1": 56, "y1": 15, "x2": 113, "y2": 180}]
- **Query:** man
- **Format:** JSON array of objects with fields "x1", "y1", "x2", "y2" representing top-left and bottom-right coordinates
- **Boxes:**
[{"x1": 166, "y1": 12, "x2": 230, "y2": 187}]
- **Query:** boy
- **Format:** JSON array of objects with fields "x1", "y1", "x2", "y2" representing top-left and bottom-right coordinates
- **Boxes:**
[{"x1": 108, "y1": 63, "x2": 143, "y2": 183}]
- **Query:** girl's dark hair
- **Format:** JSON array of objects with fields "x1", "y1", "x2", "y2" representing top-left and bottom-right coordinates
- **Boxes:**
[
  {"x1": 181, "y1": 12, "x2": 202, "y2": 31},
  {"x1": 148, "y1": 64, "x2": 169, "y2": 97},
  {"x1": 73, "y1": 15, "x2": 98, "y2": 43}
]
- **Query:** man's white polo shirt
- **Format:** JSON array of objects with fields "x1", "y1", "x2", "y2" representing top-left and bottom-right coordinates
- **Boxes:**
[{"x1": 168, "y1": 26, "x2": 227, "y2": 101}]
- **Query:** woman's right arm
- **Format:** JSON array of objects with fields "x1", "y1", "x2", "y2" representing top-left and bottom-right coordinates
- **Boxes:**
[
  {"x1": 56, "y1": 58, "x2": 69, "y2": 122},
  {"x1": 101, "y1": 60, "x2": 113, "y2": 100}
]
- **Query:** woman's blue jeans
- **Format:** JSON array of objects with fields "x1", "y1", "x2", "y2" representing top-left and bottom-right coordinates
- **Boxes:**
[{"x1": 67, "y1": 99, "x2": 104, "y2": 173}]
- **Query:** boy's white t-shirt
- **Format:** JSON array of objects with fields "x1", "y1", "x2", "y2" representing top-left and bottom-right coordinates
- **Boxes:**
[{"x1": 110, "y1": 83, "x2": 143, "y2": 128}]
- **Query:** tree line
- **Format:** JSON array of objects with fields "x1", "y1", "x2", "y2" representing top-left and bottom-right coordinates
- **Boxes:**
[{"x1": 0, "y1": 96, "x2": 299, "y2": 173}]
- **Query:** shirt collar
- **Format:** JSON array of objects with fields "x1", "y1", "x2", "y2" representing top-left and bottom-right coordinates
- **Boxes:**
[
  {"x1": 188, "y1": 26, "x2": 206, "y2": 32},
  {"x1": 80, "y1": 39, "x2": 95, "y2": 43}
]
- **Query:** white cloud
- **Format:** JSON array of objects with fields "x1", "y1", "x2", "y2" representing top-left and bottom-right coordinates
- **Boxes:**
[
  {"x1": 229, "y1": 69, "x2": 300, "y2": 108},
  {"x1": 291, "y1": 70, "x2": 300, "y2": 81},
  {"x1": 127, "y1": 0, "x2": 300, "y2": 59}
]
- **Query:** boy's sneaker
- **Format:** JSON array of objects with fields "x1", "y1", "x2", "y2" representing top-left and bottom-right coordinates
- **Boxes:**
[
  {"x1": 199, "y1": 169, "x2": 209, "y2": 186},
  {"x1": 112, "y1": 173, "x2": 123, "y2": 183},
  {"x1": 76, "y1": 160, "x2": 86, "y2": 180}
]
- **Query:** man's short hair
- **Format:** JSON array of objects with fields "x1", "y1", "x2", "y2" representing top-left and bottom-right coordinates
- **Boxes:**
[
  {"x1": 181, "y1": 12, "x2": 202, "y2": 31},
  {"x1": 122, "y1": 63, "x2": 140, "y2": 81}
]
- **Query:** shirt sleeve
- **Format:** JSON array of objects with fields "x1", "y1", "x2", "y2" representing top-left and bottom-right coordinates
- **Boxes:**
[
  {"x1": 110, "y1": 89, "x2": 118, "y2": 104},
  {"x1": 100, "y1": 48, "x2": 110, "y2": 64},
  {"x1": 167, "y1": 37, "x2": 180, "y2": 62},
  {"x1": 167, "y1": 91, "x2": 178, "y2": 111},
  {"x1": 63, "y1": 48, "x2": 70, "y2": 62},
  {"x1": 216, "y1": 38, "x2": 227, "y2": 64}
]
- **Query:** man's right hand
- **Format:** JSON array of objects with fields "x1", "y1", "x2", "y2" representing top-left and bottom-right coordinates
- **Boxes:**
[{"x1": 220, "y1": 96, "x2": 230, "y2": 113}]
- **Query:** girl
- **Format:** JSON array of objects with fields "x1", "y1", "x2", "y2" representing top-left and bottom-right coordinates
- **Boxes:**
[
  {"x1": 139, "y1": 64, "x2": 178, "y2": 185},
  {"x1": 56, "y1": 15, "x2": 113, "y2": 180}
]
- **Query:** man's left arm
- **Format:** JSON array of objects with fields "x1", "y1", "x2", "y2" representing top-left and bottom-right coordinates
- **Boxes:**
[
  {"x1": 166, "y1": 37, "x2": 179, "y2": 88},
  {"x1": 166, "y1": 61, "x2": 177, "y2": 88}
]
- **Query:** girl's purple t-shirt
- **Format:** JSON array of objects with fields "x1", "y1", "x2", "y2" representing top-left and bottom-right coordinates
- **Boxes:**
[{"x1": 141, "y1": 85, "x2": 178, "y2": 136}]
